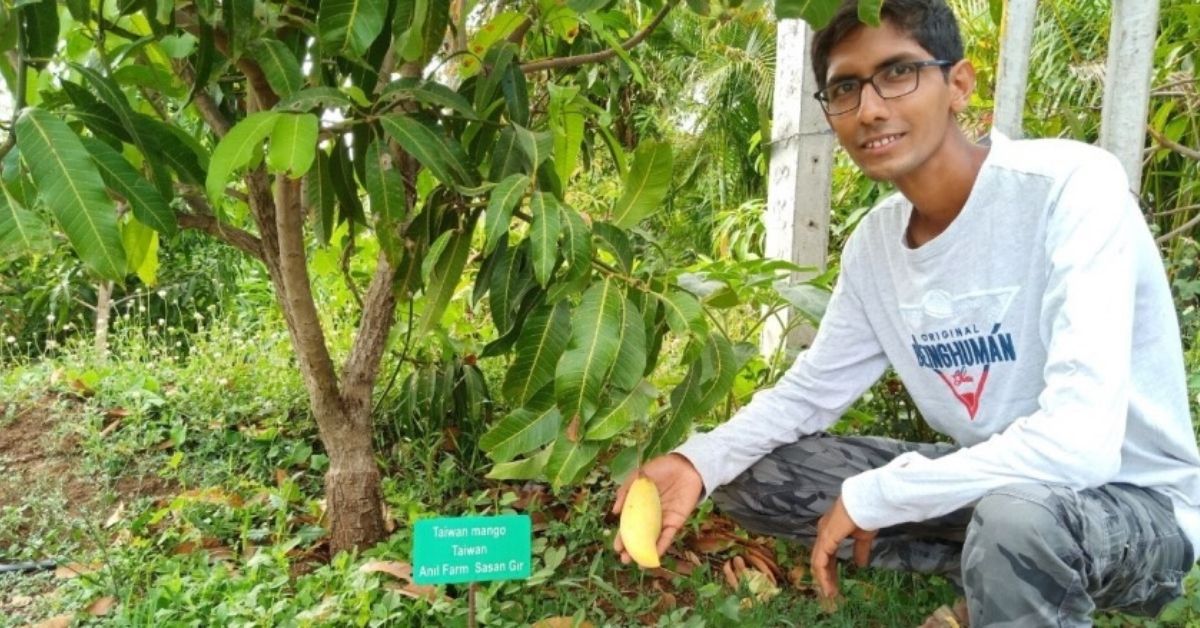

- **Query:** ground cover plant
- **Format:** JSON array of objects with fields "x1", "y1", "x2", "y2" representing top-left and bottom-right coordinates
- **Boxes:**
[{"x1": 2, "y1": 0, "x2": 1199, "y2": 625}]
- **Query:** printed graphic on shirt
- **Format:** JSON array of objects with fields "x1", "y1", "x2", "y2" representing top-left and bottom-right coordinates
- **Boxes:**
[{"x1": 900, "y1": 288, "x2": 1020, "y2": 419}]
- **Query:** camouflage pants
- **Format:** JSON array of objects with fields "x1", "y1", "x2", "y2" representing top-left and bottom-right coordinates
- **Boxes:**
[{"x1": 710, "y1": 433, "x2": 1194, "y2": 627}]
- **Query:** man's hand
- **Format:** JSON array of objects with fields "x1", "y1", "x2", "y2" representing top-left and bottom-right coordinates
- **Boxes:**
[
  {"x1": 611, "y1": 453, "x2": 704, "y2": 564},
  {"x1": 811, "y1": 496, "x2": 877, "y2": 600}
]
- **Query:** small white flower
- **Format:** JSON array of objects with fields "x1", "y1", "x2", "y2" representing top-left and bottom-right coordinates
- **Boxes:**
[
  {"x1": 46, "y1": 340, "x2": 58, "y2": 349},
  {"x1": 138, "y1": 305, "x2": 146, "y2": 313},
  {"x1": 5, "y1": 336, "x2": 15, "y2": 344},
  {"x1": 157, "y1": 290, "x2": 167, "y2": 298},
  {"x1": 217, "y1": 378, "x2": 229, "y2": 386},
  {"x1": 46, "y1": 314, "x2": 55, "y2": 322},
  {"x1": 157, "y1": 318, "x2": 166, "y2": 326},
  {"x1": 193, "y1": 312, "x2": 204, "y2": 321},
  {"x1": 175, "y1": 341, "x2": 183, "y2": 348}
]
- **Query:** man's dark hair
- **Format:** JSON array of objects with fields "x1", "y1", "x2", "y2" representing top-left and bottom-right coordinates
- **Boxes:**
[{"x1": 811, "y1": 0, "x2": 964, "y2": 90}]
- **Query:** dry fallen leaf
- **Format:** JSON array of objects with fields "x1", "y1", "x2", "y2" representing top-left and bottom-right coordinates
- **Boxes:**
[
  {"x1": 54, "y1": 562, "x2": 99, "y2": 579},
  {"x1": 86, "y1": 596, "x2": 117, "y2": 616},
  {"x1": 531, "y1": 617, "x2": 595, "y2": 628},
  {"x1": 359, "y1": 560, "x2": 412, "y2": 581},
  {"x1": 32, "y1": 615, "x2": 72, "y2": 628},
  {"x1": 104, "y1": 502, "x2": 125, "y2": 528}
]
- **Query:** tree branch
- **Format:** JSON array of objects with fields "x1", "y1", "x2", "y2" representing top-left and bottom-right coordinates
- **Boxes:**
[
  {"x1": 173, "y1": 60, "x2": 231, "y2": 137},
  {"x1": 519, "y1": 0, "x2": 678, "y2": 73},
  {"x1": 174, "y1": 6, "x2": 278, "y2": 111},
  {"x1": 177, "y1": 210, "x2": 264, "y2": 260},
  {"x1": 341, "y1": 251, "x2": 398, "y2": 409},
  {"x1": 1147, "y1": 125, "x2": 1200, "y2": 161},
  {"x1": 0, "y1": 11, "x2": 28, "y2": 164}
]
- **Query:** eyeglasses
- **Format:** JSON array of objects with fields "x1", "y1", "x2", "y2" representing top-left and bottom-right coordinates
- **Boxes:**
[{"x1": 814, "y1": 60, "x2": 955, "y2": 116}]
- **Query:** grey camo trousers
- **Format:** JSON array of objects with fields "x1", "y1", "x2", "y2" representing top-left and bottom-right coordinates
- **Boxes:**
[{"x1": 710, "y1": 433, "x2": 1194, "y2": 627}]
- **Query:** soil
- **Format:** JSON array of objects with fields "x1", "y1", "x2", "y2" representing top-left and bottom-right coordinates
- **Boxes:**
[{"x1": 0, "y1": 395, "x2": 175, "y2": 519}]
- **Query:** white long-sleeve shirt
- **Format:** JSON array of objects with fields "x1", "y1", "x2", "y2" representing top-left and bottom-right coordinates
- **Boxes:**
[{"x1": 675, "y1": 131, "x2": 1200, "y2": 551}]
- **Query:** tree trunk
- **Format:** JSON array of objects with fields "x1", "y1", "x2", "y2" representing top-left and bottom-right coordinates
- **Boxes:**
[
  {"x1": 94, "y1": 280, "x2": 113, "y2": 359},
  {"x1": 323, "y1": 407, "x2": 386, "y2": 553}
]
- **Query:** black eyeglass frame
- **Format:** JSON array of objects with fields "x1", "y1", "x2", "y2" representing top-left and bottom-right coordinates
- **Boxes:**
[{"x1": 813, "y1": 59, "x2": 956, "y2": 116}]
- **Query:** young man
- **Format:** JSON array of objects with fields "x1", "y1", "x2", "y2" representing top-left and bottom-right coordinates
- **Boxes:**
[{"x1": 611, "y1": 0, "x2": 1200, "y2": 625}]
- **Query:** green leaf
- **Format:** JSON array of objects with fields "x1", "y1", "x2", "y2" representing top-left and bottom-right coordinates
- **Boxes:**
[
  {"x1": 530, "y1": 192, "x2": 561, "y2": 286},
  {"x1": 646, "y1": 333, "x2": 737, "y2": 457},
  {"x1": 380, "y1": 115, "x2": 478, "y2": 189},
  {"x1": 501, "y1": 63, "x2": 531, "y2": 127},
  {"x1": 276, "y1": 87, "x2": 355, "y2": 113},
  {"x1": 486, "y1": 448, "x2": 551, "y2": 480},
  {"x1": 555, "y1": 278, "x2": 623, "y2": 423},
  {"x1": 364, "y1": 140, "x2": 407, "y2": 223},
  {"x1": 380, "y1": 78, "x2": 478, "y2": 120},
  {"x1": 395, "y1": 0, "x2": 428, "y2": 62},
  {"x1": 121, "y1": 216, "x2": 159, "y2": 286},
  {"x1": 545, "y1": 427, "x2": 600, "y2": 488},
  {"x1": 559, "y1": 206, "x2": 591, "y2": 280},
  {"x1": 206, "y1": 111, "x2": 280, "y2": 200},
  {"x1": 131, "y1": 114, "x2": 208, "y2": 184},
  {"x1": 489, "y1": 128, "x2": 525, "y2": 180},
  {"x1": 318, "y1": 0, "x2": 386, "y2": 56},
  {"x1": 587, "y1": 380, "x2": 656, "y2": 441},
  {"x1": 481, "y1": 388, "x2": 562, "y2": 463},
  {"x1": 548, "y1": 85, "x2": 585, "y2": 185},
  {"x1": 857, "y1": 0, "x2": 883, "y2": 26},
  {"x1": 82, "y1": 137, "x2": 177, "y2": 236},
  {"x1": 19, "y1": 0, "x2": 57, "y2": 67},
  {"x1": 513, "y1": 125, "x2": 553, "y2": 174},
  {"x1": 16, "y1": 108, "x2": 126, "y2": 280},
  {"x1": 592, "y1": 221, "x2": 633, "y2": 272},
  {"x1": 267, "y1": 113, "x2": 318, "y2": 178},
  {"x1": 503, "y1": 301, "x2": 571, "y2": 406},
  {"x1": 774, "y1": 0, "x2": 840, "y2": 27},
  {"x1": 417, "y1": 214, "x2": 478, "y2": 334},
  {"x1": 489, "y1": 242, "x2": 535, "y2": 335},
  {"x1": 304, "y1": 149, "x2": 336, "y2": 245},
  {"x1": 484, "y1": 174, "x2": 528, "y2": 256},
  {"x1": 607, "y1": 296, "x2": 646, "y2": 391},
  {"x1": 247, "y1": 40, "x2": 303, "y2": 98},
  {"x1": 0, "y1": 189, "x2": 52, "y2": 258},
  {"x1": 610, "y1": 141, "x2": 673, "y2": 228},
  {"x1": 773, "y1": 282, "x2": 831, "y2": 325},
  {"x1": 656, "y1": 288, "x2": 708, "y2": 338},
  {"x1": 73, "y1": 64, "x2": 172, "y2": 196}
]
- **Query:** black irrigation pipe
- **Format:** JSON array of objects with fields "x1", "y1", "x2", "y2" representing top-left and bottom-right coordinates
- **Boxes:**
[{"x1": 0, "y1": 560, "x2": 57, "y2": 575}]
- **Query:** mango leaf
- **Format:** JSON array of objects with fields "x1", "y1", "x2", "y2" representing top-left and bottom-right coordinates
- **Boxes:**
[
  {"x1": 247, "y1": 40, "x2": 303, "y2": 98},
  {"x1": 857, "y1": 0, "x2": 883, "y2": 26},
  {"x1": 304, "y1": 149, "x2": 336, "y2": 245},
  {"x1": 655, "y1": 288, "x2": 708, "y2": 338},
  {"x1": 267, "y1": 113, "x2": 318, "y2": 178},
  {"x1": 379, "y1": 78, "x2": 478, "y2": 120},
  {"x1": 586, "y1": 380, "x2": 656, "y2": 441},
  {"x1": 206, "y1": 111, "x2": 280, "y2": 200},
  {"x1": 15, "y1": 108, "x2": 126, "y2": 280},
  {"x1": 0, "y1": 190, "x2": 52, "y2": 258},
  {"x1": 483, "y1": 174, "x2": 528, "y2": 255},
  {"x1": 486, "y1": 448, "x2": 551, "y2": 480},
  {"x1": 607, "y1": 296, "x2": 646, "y2": 391},
  {"x1": 502, "y1": 63, "x2": 531, "y2": 127},
  {"x1": 364, "y1": 140, "x2": 407, "y2": 223},
  {"x1": 81, "y1": 138, "x2": 177, "y2": 236},
  {"x1": 380, "y1": 115, "x2": 478, "y2": 189},
  {"x1": 530, "y1": 192, "x2": 561, "y2": 286},
  {"x1": 559, "y1": 206, "x2": 591, "y2": 280},
  {"x1": 130, "y1": 114, "x2": 208, "y2": 184},
  {"x1": 19, "y1": 0, "x2": 57, "y2": 68},
  {"x1": 489, "y1": 242, "x2": 535, "y2": 335},
  {"x1": 481, "y1": 387, "x2": 562, "y2": 463},
  {"x1": 545, "y1": 427, "x2": 601, "y2": 488},
  {"x1": 276, "y1": 87, "x2": 355, "y2": 113},
  {"x1": 73, "y1": 64, "x2": 172, "y2": 196},
  {"x1": 774, "y1": 0, "x2": 840, "y2": 27},
  {"x1": 503, "y1": 301, "x2": 571, "y2": 406},
  {"x1": 318, "y1": 0, "x2": 386, "y2": 56},
  {"x1": 417, "y1": 214, "x2": 478, "y2": 334},
  {"x1": 610, "y1": 141, "x2": 673, "y2": 228},
  {"x1": 121, "y1": 216, "x2": 159, "y2": 286},
  {"x1": 646, "y1": 333, "x2": 737, "y2": 458},
  {"x1": 489, "y1": 128, "x2": 526, "y2": 180},
  {"x1": 555, "y1": 278, "x2": 623, "y2": 423},
  {"x1": 773, "y1": 282, "x2": 831, "y2": 325},
  {"x1": 592, "y1": 221, "x2": 633, "y2": 271},
  {"x1": 548, "y1": 84, "x2": 585, "y2": 184},
  {"x1": 394, "y1": 0, "x2": 427, "y2": 62},
  {"x1": 513, "y1": 125, "x2": 553, "y2": 174}
]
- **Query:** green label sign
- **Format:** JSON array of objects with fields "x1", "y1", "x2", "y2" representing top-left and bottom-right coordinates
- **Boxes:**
[{"x1": 412, "y1": 514, "x2": 532, "y2": 584}]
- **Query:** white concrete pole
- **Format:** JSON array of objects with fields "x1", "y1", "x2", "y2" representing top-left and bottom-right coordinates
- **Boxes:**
[
  {"x1": 993, "y1": 0, "x2": 1038, "y2": 138},
  {"x1": 761, "y1": 19, "x2": 835, "y2": 356},
  {"x1": 1100, "y1": 0, "x2": 1160, "y2": 188}
]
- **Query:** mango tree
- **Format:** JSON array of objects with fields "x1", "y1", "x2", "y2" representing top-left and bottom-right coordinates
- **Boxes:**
[{"x1": 0, "y1": 0, "x2": 861, "y2": 554}]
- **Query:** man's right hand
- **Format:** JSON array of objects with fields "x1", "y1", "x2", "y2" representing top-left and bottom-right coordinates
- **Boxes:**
[{"x1": 611, "y1": 453, "x2": 705, "y2": 564}]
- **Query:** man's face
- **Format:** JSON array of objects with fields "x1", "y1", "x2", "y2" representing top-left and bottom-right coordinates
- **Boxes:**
[{"x1": 822, "y1": 22, "x2": 963, "y2": 182}]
